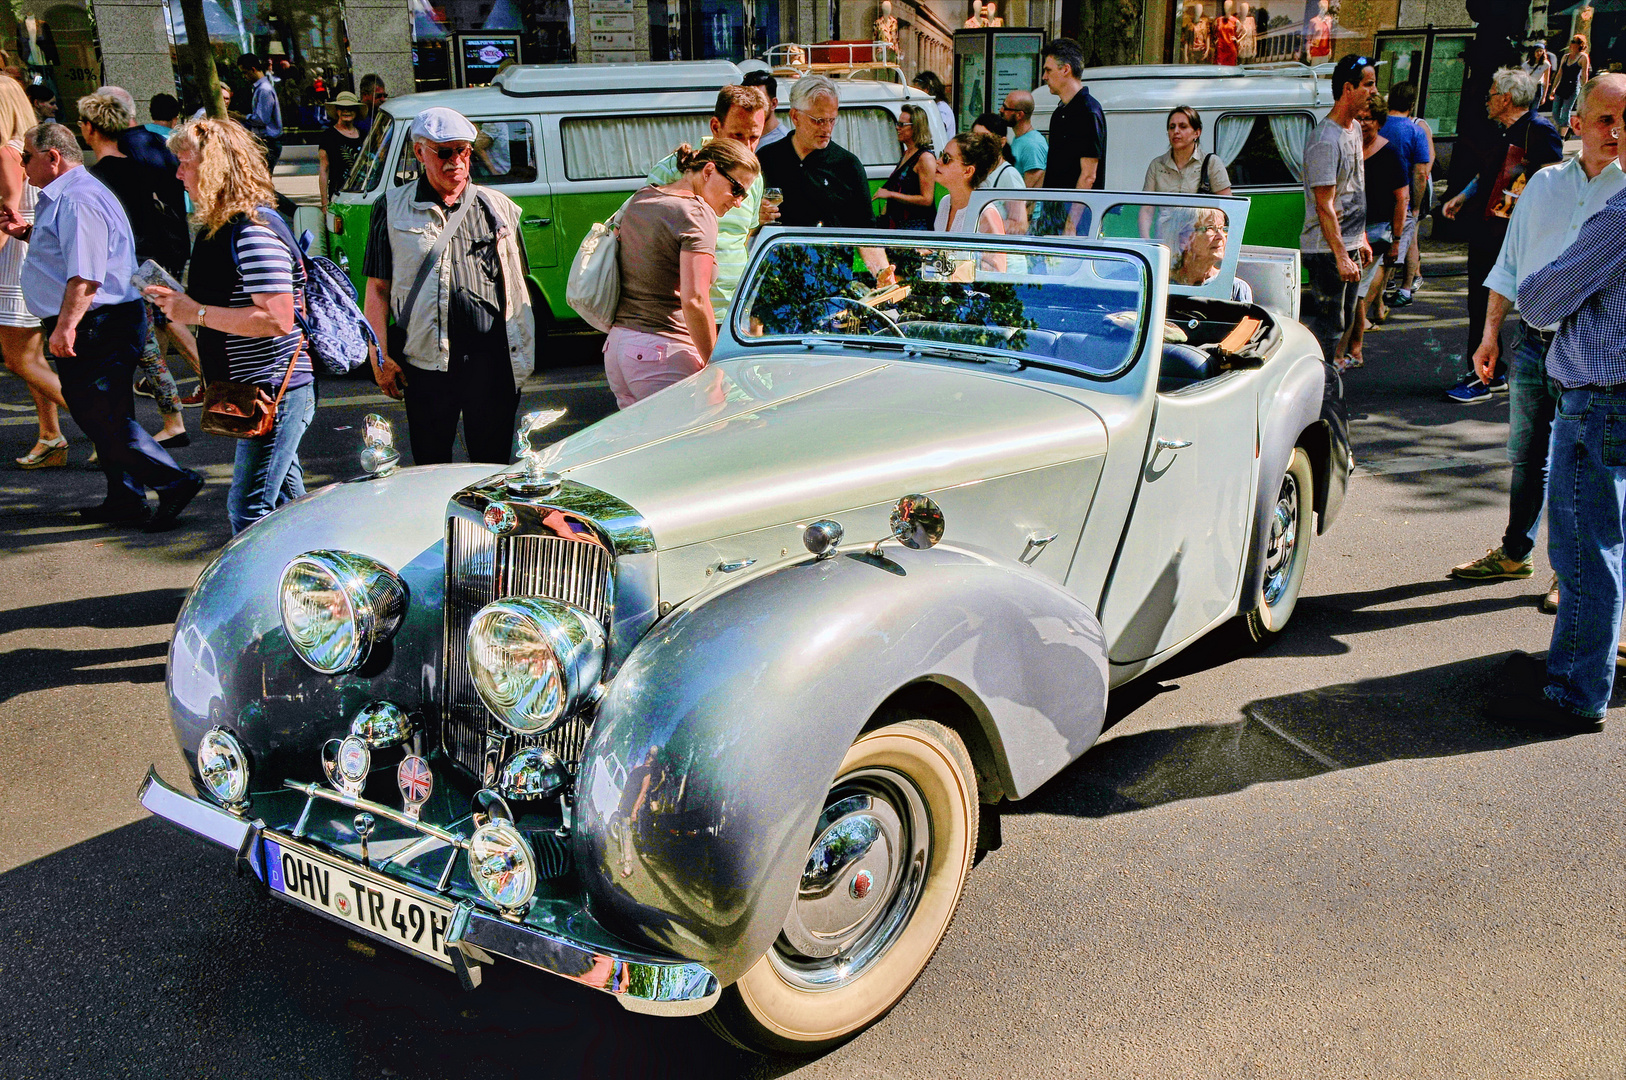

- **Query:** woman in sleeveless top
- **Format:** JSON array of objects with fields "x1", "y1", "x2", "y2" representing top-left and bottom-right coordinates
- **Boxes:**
[
  {"x1": 1553, "y1": 35, "x2": 1590, "y2": 136},
  {"x1": 0, "y1": 78, "x2": 65, "y2": 468},
  {"x1": 875, "y1": 104, "x2": 937, "y2": 230}
]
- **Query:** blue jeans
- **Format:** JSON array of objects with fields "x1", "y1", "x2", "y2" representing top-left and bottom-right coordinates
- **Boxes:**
[
  {"x1": 1501, "y1": 323, "x2": 1560, "y2": 561},
  {"x1": 1544, "y1": 386, "x2": 1626, "y2": 717},
  {"x1": 228, "y1": 381, "x2": 315, "y2": 533}
]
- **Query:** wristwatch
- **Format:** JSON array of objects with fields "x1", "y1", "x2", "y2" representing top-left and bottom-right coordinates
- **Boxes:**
[{"x1": 196, "y1": 306, "x2": 207, "y2": 328}]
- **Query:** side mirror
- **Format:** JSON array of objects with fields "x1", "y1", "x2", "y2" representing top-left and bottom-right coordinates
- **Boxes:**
[{"x1": 889, "y1": 494, "x2": 945, "y2": 550}]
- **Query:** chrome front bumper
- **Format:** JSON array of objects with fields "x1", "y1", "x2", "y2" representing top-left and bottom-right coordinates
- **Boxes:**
[{"x1": 138, "y1": 768, "x2": 721, "y2": 1016}]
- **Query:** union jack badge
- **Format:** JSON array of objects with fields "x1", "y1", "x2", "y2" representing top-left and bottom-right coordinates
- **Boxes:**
[{"x1": 398, "y1": 755, "x2": 433, "y2": 819}]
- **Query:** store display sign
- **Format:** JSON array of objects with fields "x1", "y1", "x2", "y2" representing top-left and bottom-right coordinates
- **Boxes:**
[
  {"x1": 590, "y1": 12, "x2": 634, "y2": 31},
  {"x1": 458, "y1": 34, "x2": 521, "y2": 87},
  {"x1": 991, "y1": 33, "x2": 1042, "y2": 103},
  {"x1": 587, "y1": 0, "x2": 635, "y2": 9},
  {"x1": 590, "y1": 31, "x2": 635, "y2": 49}
]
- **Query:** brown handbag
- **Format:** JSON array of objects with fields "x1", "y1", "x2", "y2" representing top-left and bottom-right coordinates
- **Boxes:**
[{"x1": 199, "y1": 340, "x2": 306, "y2": 439}]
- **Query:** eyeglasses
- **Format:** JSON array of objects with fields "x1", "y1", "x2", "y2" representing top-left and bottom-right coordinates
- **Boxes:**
[
  {"x1": 1200, "y1": 223, "x2": 1228, "y2": 235},
  {"x1": 939, "y1": 153, "x2": 961, "y2": 164},
  {"x1": 895, "y1": 120, "x2": 913, "y2": 128},
  {"x1": 432, "y1": 144, "x2": 472, "y2": 162},
  {"x1": 801, "y1": 113, "x2": 838, "y2": 128},
  {"x1": 719, "y1": 169, "x2": 747, "y2": 201}
]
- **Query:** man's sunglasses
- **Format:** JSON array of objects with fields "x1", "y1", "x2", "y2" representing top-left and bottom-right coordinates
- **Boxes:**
[{"x1": 432, "y1": 144, "x2": 472, "y2": 162}]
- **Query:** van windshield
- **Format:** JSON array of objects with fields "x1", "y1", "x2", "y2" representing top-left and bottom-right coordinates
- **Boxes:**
[{"x1": 342, "y1": 112, "x2": 398, "y2": 195}]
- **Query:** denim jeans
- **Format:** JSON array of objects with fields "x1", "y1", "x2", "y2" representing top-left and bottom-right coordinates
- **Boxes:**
[
  {"x1": 228, "y1": 381, "x2": 315, "y2": 533},
  {"x1": 50, "y1": 301, "x2": 189, "y2": 509},
  {"x1": 1544, "y1": 386, "x2": 1626, "y2": 717},
  {"x1": 1304, "y1": 251, "x2": 1359, "y2": 362},
  {"x1": 1501, "y1": 323, "x2": 1560, "y2": 561}
]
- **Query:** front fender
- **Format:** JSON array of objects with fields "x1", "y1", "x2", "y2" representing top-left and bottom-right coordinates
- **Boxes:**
[
  {"x1": 572, "y1": 543, "x2": 1108, "y2": 985},
  {"x1": 167, "y1": 465, "x2": 497, "y2": 789}
]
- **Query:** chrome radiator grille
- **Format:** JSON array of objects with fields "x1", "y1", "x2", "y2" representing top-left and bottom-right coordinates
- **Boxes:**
[{"x1": 442, "y1": 514, "x2": 612, "y2": 780}]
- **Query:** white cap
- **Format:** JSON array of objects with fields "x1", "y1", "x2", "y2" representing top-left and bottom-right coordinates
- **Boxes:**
[{"x1": 410, "y1": 107, "x2": 478, "y2": 144}]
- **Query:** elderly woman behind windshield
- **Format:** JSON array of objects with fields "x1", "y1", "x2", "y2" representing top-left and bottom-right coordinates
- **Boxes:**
[
  {"x1": 145, "y1": 119, "x2": 314, "y2": 534},
  {"x1": 1170, "y1": 207, "x2": 1252, "y2": 303}
]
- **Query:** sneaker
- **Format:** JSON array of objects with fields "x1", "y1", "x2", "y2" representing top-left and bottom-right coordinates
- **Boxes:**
[
  {"x1": 178, "y1": 388, "x2": 205, "y2": 407},
  {"x1": 1446, "y1": 379, "x2": 1494, "y2": 404},
  {"x1": 1411, "y1": 275, "x2": 1424, "y2": 292},
  {"x1": 1451, "y1": 546, "x2": 1534, "y2": 580},
  {"x1": 1392, "y1": 288, "x2": 1413, "y2": 306},
  {"x1": 1486, "y1": 657, "x2": 1604, "y2": 737},
  {"x1": 1488, "y1": 375, "x2": 1509, "y2": 393},
  {"x1": 1540, "y1": 573, "x2": 1559, "y2": 614}
]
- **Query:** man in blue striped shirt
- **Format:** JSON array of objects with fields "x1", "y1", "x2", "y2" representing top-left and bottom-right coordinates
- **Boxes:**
[
  {"x1": 1495, "y1": 108, "x2": 1626, "y2": 734},
  {"x1": 0, "y1": 122, "x2": 201, "y2": 528}
]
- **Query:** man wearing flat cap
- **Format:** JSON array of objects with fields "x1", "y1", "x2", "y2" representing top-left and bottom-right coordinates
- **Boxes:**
[{"x1": 363, "y1": 106, "x2": 536, "y2": 464}]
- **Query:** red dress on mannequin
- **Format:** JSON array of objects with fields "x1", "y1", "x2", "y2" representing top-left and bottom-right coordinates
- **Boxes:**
[{"x1": 1214, "y1": 15, "x2": 1239, "y2": 65}]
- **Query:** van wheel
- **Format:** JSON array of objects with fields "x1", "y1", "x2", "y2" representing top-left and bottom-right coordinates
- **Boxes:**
[
  {"x1": 703, "y1": 719, "x2": 976, "y2": 1055},
  {"x1": 1244, "y1": 447, "x2": 1314, "y2": 643}
]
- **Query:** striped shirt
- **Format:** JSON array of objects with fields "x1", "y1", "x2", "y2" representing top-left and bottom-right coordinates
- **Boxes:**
[
  {"x1": 224, "y1": 222, "x2": 311, "y2": 390},
  {"x1": 1517, "y1": 187, "x2": 1626, "y2": 389}
]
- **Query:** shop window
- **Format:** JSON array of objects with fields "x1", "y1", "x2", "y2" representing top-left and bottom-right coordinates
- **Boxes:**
[
  {"x1": 1216, "y1": 112, "x2": 1313, "y2": 188},
  {"x1": 1422, "y1": 35, "x2": 1470, "y2": 139},
  {"x1": 561, "y1": 112, "x2": 712, "y2": 180}
]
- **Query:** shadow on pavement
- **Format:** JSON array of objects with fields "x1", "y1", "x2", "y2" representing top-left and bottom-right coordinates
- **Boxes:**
[
  {"x1": 0, "y1": 818, "x2": 796, "y2": 1080},
  {"x1": 1024, "y1": 653, "x2": 1622, "y2": 821}
]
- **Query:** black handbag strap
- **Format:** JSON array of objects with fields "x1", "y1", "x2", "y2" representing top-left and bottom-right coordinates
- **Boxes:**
[
  {"x1": 1197, "y1": 153, "x2": 1218, "y2": 195},
  {"x1": 396, "y1": 189, "x2": 483, "y2": 328}
]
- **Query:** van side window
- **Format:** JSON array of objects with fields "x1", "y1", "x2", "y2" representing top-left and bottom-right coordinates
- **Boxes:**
[
  {"x1": 561, "y1": 113, "x2": 713, "y2": 180},
  {"x1": 835, "y1": 107, "x2": 906, "y2": 166},
  {"x1": 472, "y1": 120, "x2": 538, "y2": 184},
  {"x1": 1213, "y1": 112, "x2": 1315, "y2": 188},
  {"x1": 392, "y1": 131, "x2": 419, "y2": 187}
]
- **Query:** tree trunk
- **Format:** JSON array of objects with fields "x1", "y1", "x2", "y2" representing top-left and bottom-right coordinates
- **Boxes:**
[
  {"x1": 1063, "y1": 0, "x2": 1140, "y2": 67},
  {"x1": 175, "y1": 0, "x2": 225, "y2": 118}
]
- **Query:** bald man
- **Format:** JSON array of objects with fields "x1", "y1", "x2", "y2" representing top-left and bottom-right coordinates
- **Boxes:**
[{"x1": 1001, "y1": 89, "x2": 1048, "y2": 186}]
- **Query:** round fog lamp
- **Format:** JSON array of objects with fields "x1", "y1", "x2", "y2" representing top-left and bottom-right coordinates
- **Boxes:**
[
  {"x1": 467, "y1": 598, "x2": 605, "y2": 735},
  {"x1": 198, "y1": 727, "x2": 250, "y2": 807},
  {"x1": 280, "y1": 550, "x2": 407, "y2": 674},
  {"x1": 469, "y1": 819, "x2": 537, "y2": 911}
]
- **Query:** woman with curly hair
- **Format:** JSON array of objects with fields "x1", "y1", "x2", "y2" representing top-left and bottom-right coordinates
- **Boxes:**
[
  {"x1": 604, "y1": 137, "x2": 758, "y2": 407},
  {"x1": 145, "y1": 119, "x2": 314, "y2": 533},
  {"x1": 0, "y1": 77, "x2": 67, "y2": 467},
  {"x1": 79, "y1": 91, "x2": 191, "y2": 448}
]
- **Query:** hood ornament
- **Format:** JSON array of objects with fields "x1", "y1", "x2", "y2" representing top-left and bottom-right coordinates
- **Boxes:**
[{"x1": 507, "y1": 408, "x2": 568, "y2": 497}]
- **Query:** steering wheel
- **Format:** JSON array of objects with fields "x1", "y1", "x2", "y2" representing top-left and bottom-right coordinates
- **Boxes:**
[{"x1": 815, "y1": 295, "x2": 905, "y2": 337}]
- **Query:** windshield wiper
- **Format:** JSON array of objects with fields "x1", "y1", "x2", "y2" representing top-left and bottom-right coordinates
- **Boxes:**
[{"x1": 798, "y1": 336, "x2": 909, "y2": 352}]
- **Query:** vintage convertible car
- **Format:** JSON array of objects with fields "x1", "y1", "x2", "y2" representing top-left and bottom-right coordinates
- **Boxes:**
[{"x1": 140, "y1": 192, "x2": 1348, "y2": 1053}]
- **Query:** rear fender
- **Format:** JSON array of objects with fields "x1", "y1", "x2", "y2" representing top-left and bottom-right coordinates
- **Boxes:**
[
  {"x1": 572, "y1": 543, "x2": 1108, "y2": 984},
  {"x1": 1239, "y1": 352, "x2": 1332, "y2": 608}
]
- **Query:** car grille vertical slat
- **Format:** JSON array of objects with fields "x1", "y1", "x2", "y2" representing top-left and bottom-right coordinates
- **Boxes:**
[{"x1": 444, "y1": 515, "x2": 613, "y2": 779}]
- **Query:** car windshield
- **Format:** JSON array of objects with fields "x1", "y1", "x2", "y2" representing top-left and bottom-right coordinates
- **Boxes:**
[
  {"x1": 735, "y1": 236, "x2": 1149, "y2": 378},
  {"x1": 342, "y1": 112, "x2": 398, "y2": 195}
]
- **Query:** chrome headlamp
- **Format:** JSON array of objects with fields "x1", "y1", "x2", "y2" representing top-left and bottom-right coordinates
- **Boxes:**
[
  {"x1": 197, "y1": 728, "x2": 250, "y2": 808},
  {"x1": 469, "y1": 819, "x2": 538, "y2": 911},
  {"x1": 279, "y1": 551, "x2": 408, "y2": 674},
  {"x1": 467, "y1": 598, "x2": 605, "y2": 736}
]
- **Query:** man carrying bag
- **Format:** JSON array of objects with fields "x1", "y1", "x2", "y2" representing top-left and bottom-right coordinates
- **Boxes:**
[{"x1": 362, "y1": 107, "x2": 536, "y2": 465}]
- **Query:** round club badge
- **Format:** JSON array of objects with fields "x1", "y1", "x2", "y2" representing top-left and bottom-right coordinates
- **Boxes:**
[
  {"x1": 398, "y1": 755, "x2": 433, "y2": 813},
  {"x1": 484, "y1": 502, "x2": 517, "y2": 534},
  {"x1": 338, "y1": 735, "x2": 371, "y2": 785}
]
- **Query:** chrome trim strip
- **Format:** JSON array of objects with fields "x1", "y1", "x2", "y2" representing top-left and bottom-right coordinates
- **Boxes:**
[
  {"x1": 141, "y1": 768, "x2": 721, "y2": 1015},
  {"x1": 281, "y1": 779, "x2": 470, "y2": 848},
  {"x1": 138, "y1": 767, "x2": 253, "y2": 852}
]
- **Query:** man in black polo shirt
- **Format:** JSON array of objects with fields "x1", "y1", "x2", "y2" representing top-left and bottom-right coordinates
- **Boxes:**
[
  {"x1": 756, "y1": 74, "x2": 874, "y2": 229},
  {"x1": 1039, "y1": 37, "x2": 1107, "y2": 235}
]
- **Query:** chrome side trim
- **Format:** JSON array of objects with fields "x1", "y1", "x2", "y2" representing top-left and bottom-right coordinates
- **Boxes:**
[
  {"x1": 141, "y1": 768, "x2": 721, "y2": 1016},
  {"x1": 138, "y1": 767, "x2": 253, "y2": 851}
]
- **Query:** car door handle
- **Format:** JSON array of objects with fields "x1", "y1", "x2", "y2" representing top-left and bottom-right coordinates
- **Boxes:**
[
  {"x1": 1156, "y1": 438, "x2": 1193, "y2": 450},
  {"x1": 523, "y1": 217, "x2": 551, "y2": 227}
]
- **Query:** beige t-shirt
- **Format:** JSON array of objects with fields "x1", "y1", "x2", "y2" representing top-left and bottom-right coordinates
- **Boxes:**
[{"x1": 614, "y1": 186, "x2": 718, "y2": 337}]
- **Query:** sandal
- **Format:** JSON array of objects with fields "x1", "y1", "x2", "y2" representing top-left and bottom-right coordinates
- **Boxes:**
[
  {"x1": 1345, "y1": 352, "x2": 1364, "y2": 368},
  {"x1": 17, "y1": 436, "x2": 68, "y2": 469}
]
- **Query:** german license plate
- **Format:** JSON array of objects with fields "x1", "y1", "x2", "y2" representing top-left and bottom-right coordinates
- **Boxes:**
[{"x1": 264, "y1": 837, "x2": 455, "y2": 966}]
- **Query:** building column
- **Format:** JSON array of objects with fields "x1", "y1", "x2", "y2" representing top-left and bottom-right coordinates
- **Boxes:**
[
  {"x1": 343, "y1": 0, "x2": 414, "y2": 99},
  {"x1": 89, "y1": 0, "x2": 174, "y2": 120}
]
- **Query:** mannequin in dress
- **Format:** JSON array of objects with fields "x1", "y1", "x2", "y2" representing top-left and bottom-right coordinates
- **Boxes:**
[
  {"x1": 982, "y1": 3, "x2": 1002, "y2": 27},
  {"x1": 964, "y1": 1, "x2": 984, "y2": 28},
  {"x1": 1214, "y1": 0, "x2": 1240, "y2": 65},
  {"x1": 874, "y1": 0, "x2": 898, "y2": 50},
  {"x1": 1308, "y1": 0, "x2": 1333, "y2": 62},
  {"x1": 1193, "y1": 8, "x2": 1212, "y2": 62},
  {"x1": 1238, "y1": 1, "x2": 1257, "y2": 61},
  {"x1": 1180, "y1": 5, "x2": 1199, "y2": 62}
]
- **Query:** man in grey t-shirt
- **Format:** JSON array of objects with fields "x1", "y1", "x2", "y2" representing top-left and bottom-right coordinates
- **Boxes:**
[{"x1": 1301, "y1": 54, "x2": 1375, "y2": 364}]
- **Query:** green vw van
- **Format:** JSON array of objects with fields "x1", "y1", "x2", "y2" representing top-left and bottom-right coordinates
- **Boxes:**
[{"x1": 327, "y1": 61, "x2": 948, "y2": 329}]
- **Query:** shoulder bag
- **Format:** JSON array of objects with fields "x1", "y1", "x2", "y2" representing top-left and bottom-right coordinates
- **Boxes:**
[
  {"x1": 1196, "y1": 153, "x2": 1220, "y2": 195},
  {"x1": 387, "y1": 190, "x2": 483, "y2": 356},
  {"x1": 566, "y1": 194, "x2": 635, "y2": 333},
  {"x1": 200, "y1": 339, "x2": 306, "y2": 439}
]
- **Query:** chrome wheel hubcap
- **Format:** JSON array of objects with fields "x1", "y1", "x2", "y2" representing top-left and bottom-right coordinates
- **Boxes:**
[
  {"x1": 772, "y1": 767, "x2": 930, "y2": 991},
  {"x1": 1262, "y1": 473, "x2": 1299, "y2": 606}
]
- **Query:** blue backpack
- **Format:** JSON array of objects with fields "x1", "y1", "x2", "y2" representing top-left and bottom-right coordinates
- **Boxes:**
[{"x1": 231, "y1": 212, "x2": 379, "y2": 376}]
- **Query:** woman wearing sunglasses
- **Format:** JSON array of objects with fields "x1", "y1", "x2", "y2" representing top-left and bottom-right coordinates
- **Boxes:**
[{"x1": 605, "y1": 138, "x2": 759, "y2": 408}]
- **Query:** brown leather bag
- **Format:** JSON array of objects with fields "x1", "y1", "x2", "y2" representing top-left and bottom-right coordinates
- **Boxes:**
[{"x1": 199, "y1": 340, "x2": 306, "y2": 439}]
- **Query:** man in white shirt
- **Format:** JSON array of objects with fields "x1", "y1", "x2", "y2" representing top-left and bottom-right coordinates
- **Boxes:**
[{"x1": 1449, "y1": 74, "x2": 1626, "y2": 594}]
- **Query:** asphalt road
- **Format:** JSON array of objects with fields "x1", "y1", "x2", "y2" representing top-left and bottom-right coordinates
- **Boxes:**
[{"x1": 2, "y1": 276, "x2": 1623, "y2": 1080}]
